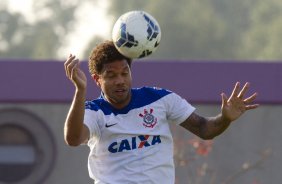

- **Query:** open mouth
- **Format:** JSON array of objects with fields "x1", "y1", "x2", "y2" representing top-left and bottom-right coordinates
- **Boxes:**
[{"x1": 115, "y1": 89, "x2": 127, "y2": 95}]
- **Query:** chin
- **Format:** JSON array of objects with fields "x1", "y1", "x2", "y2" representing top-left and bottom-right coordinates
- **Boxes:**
[{"x1": 114, "y1": 95, "x2": 130, "y2": 105}]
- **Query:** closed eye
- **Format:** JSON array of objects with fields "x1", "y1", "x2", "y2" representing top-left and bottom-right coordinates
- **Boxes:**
[{"x1": 122, "y1": 72, "x2": 129, "y2": 76}]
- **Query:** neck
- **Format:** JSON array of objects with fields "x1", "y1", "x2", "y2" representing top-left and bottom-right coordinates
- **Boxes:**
[{"x1": 103, "y1": 91, "x2": 132, "y2": 110}]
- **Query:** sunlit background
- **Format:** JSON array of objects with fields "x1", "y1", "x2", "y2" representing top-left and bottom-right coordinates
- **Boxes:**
[
  {"x1": 1, "y1": 0, "x2": 111, "y2": 59},
  {"x1": 2, "y1": 0, "x2": 282, "y2": 61}
]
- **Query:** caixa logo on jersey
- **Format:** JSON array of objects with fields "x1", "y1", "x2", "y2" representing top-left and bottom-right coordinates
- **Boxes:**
[
  {"x1": 108, "y1": 135, "x2": 161, "y2": 153},
  {"x1": 139, "y1": 108, "x2": 157, "y2": 128}
]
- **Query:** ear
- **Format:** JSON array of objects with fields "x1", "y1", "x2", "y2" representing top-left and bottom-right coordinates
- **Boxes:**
[{"x1": 92, "y1": 74, "x2": 101, "y2": 88}]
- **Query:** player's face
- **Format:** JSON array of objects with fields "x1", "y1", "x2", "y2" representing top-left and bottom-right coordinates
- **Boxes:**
[{"x1": 94, "y1": 59, "x2": 132, "y2": 109}]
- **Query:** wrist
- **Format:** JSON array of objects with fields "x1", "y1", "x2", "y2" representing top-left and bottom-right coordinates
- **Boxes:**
[
  {"x1": 219, "y1": 113, "x2": 232, "y2": 124},
  {"x1": 75, "y1": 88, "x2": 86, "y2": 97}
]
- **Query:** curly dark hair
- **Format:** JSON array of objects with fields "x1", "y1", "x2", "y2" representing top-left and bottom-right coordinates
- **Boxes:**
[{"x1": 88, "y1": 40, "x2": 132, "y2": 75}]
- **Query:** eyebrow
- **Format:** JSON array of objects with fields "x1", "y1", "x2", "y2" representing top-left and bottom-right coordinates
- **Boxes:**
[{"x1": 104, "y1": 65, "x2": 130, "y2": 73}]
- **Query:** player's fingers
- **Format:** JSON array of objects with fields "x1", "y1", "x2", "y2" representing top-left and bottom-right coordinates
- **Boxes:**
[
  {"x1": 244, "y1": 92, "x2": 258, "y2": 104},
  {"x1": 65, "y1": 56, "x2": 77, "y2": 77},
  {"x1": 70, "y1": 62, "x2": 78, "y2": 80},
  {"x1": 221, "y1": 93, "x2": 228, "y2": 107},
  {"x1": 64, "y1": 54, "x2": 74, "y2": 68},
  {"x1": 238, "y1": 82, "x2": 250, "y2": 99},
  {"x1": 67, "y1": 58, "x2": 79, "y2": 79},
  {"x1": 245, "y1": 104, "x2": 259, "y2": 110},
  {"x1": 230, "y1": 82, "x2": 240, "y2": 98},
  {"x1": 64, "y1": 54, "x2": 75, "y2": 77}
]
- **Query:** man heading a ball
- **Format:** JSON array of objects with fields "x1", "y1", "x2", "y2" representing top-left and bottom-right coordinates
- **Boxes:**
[{"x1": 64, "y1": 40, "x2": 259, "y2": 184}]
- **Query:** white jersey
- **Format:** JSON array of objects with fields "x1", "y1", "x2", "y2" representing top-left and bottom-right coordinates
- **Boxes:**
[{"x1": 84, "y1": 87, "x2": 195, "y2": 184}]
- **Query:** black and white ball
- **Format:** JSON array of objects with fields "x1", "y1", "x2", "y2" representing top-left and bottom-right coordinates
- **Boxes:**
[{"x1": 112, "y1": 11, "x2": 161, "y2": 59}]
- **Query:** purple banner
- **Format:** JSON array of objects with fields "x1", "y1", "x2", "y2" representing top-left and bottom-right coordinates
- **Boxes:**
[{"x1": 0, "y1": 60, "x2": 281, "y2": 104}]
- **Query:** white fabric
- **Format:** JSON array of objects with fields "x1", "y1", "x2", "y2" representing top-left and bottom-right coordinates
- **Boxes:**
[{"x1": 83, "y1": 88, "x2": 195, "y2": 184}]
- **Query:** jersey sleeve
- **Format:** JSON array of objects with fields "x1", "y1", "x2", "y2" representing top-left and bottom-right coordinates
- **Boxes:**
[
  {"x1": 84, "y1": 109, "x2": 101, "y2": 143},
  {"x1": 165, "y1": 92, "x2": 195, "y2": 125}
]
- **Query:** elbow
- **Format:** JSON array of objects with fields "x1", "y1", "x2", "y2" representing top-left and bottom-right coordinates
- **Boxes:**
[
  {"x1": 199, "y1": 132, "x2": 216, "y2": 140},
  {"x1": 65, "y1": 140, "x2": 81, "y2": 147},
  {"x1": 201, "y1": 135, "x2": 215, "y2": 140},
  {"x1": 64, "y1": 135, "x2": 81, "y2": 147}
]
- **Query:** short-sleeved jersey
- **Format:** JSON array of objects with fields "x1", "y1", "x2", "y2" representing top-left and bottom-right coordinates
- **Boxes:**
[{"x1": 84, "y1": 87, "x2": 195, "y2": 184}]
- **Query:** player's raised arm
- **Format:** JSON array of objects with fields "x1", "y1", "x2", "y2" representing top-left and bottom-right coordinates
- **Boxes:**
[
  {"x1": 180, "y1": 82, "x2": 259, "y2": 140},
  {"x1": 64, "y1": 54, "x2": 89, "y2": 146}
]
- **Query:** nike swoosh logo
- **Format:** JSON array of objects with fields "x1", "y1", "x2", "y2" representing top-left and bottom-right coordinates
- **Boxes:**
[{"x1": 105, "y1": 123, "x2": 117, "y2": 128}]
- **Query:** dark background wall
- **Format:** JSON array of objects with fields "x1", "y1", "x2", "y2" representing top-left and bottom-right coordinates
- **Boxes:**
[{"x1": 0, "y1": 60, "x2": 281, "y2": 184}]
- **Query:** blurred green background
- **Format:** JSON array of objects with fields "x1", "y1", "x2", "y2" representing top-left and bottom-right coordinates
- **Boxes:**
[{"x1": 1, "y1": 0, "x2": 282, "y2": 61}]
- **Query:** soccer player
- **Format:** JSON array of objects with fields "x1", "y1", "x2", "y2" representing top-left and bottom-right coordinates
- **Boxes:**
[{"x1": 64, "y1": 40, "x2": 259, "y2": 184}]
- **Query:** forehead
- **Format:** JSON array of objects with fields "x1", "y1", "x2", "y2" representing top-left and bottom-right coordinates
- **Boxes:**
[{"x1": 102, "y1": 60, "x2": 130, "y2": 72}]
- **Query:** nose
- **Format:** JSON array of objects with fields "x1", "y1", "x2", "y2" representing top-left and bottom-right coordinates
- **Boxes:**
[{"x1": 115, "y1": 74, "x2": 125, "y2": 85}]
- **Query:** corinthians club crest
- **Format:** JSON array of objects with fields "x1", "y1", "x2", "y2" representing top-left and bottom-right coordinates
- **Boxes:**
[{"x1": 139, "y1": 108, "x2": 157, "y2": 128}]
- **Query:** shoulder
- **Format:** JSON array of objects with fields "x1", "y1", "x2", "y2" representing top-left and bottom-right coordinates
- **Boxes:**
[
  {"x1": 136, "y1": 87, "x2": 189, "y2": 107},
  {"x1": 85, "y1": 98, "x2": 113, "y2": 115},
  {"x1": 130, "y1": 86, "x2": 174, "y2": 107},
  {"x1": 85, "y1": 98, "x2": 103, "y2": 111},
  {"x1": 133, "y1": 86, "x2": 172, "y2": 98}
]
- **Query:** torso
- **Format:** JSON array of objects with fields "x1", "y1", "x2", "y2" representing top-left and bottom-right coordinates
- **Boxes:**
[{"x1": 84, "y1": 87, "x2": 195, "y2": 184}]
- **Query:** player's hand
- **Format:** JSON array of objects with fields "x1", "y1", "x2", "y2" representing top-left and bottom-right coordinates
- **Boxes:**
[
  {"x1": 221, "y1": 82, "x2": 259, "y2": 122},
  {"x1": 64, "y1": 54, "x2": 87, "y2": 90}
]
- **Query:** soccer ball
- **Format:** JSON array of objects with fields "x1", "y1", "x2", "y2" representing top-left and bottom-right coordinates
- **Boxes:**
[{"x1": 112, "y1": 11, "x2": 161, "y2": 59}]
